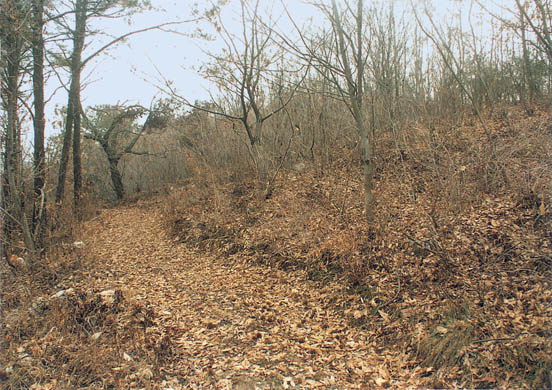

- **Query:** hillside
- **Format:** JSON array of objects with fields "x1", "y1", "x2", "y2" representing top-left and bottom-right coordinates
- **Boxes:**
[
  {"x1": 164, "y1": 105, "x2": 552, "y2": 387},
  {"x1": 1, "y1": 105, "x2": 550, "y2": 389},
  {"x1": 2, "y1": 0, "x2": 552, "y2": 387}
]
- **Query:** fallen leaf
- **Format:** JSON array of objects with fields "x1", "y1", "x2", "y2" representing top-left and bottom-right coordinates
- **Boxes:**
[{"x1": 435, "y1": 326, "x2": 448, "y2": 334}]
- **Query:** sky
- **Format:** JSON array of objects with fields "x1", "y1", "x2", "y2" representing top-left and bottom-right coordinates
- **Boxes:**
[
  {"x1": 45, "y1": 0, "x2": 320, "y2": 139},
  {"x1": 41, "y1": 0, "x2": 515, "y2": 140}
]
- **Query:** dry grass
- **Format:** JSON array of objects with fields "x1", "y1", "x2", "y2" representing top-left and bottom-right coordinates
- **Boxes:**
[
  {"x1": 1, "y1": 104, "x2": 550, "y2": 388},
  {"x1": 1, "y1": 252, "x2": 173, "y2": 389},
  {"x1": 163, "y1": 104, "x2": 552, "y2": 388},
  {"x1": 0, "y1": 197, "x2": 171, "y2": 389}
]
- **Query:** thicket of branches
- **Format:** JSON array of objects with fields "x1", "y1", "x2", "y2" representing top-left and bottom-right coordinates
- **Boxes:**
[{"x1": 1, "y1": 0, "x2": 551, "y2": 261}]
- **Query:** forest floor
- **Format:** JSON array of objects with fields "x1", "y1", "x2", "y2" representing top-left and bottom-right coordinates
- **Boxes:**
[
  {"x1": 3, "y1": 202, "x2": 422, "y2": 389},
  {"x1": 1, "y1": 105, "x2": 551, "y2": 389},
  {"x1": 77, "y1": 202, "x2": 418, "y2": 388}
]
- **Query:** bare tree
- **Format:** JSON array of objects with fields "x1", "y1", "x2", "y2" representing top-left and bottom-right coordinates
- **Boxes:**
[
  {"x1": 478, "y1": 0, "x2": 552, "y2": 102},
  {"x1": 82, "y1": 101, "x2": 172, "y2": 200},
  {"x1": 0, "y1": 0, "x2": 36, "y2": 257},
  {"x1": 31, "y1": 0, "x2": 46, "y2": 248},
  {"x1": 413, "y1": 3, "x2": 510, "y2": 191},
  {"x1": 330, "y1": 0, "x2": 374, "y2": 221},
  {"x1": 283, "y1": 0, "x2": 375, "y2": 221},
  {"x1": 162, "y1": 0, "x2": 306, "y2": 179},
  {"x1": 54, "y1": 0, "x2": 97, "y2": 208},
  {"x1": 51, "y1": 0, "x2": 187, "y2": 213},
  {"x1": 515, "y1": 0, "x2": 552, "y2": 63}
]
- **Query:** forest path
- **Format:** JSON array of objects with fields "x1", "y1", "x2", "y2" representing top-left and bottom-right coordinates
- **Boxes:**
[{"x1": 82, "y1": 201, "x2": 409, "y2": 388}]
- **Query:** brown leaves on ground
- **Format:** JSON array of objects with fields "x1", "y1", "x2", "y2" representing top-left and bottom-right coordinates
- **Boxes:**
[
  {"x1": 163, "y1": 105, "x2": 551, "y2": 388},
  {"x1": 1, "y1": 105, "x2": 550, "y2": 389},
  {"x1": 79, "y1": 205, "x2": 419, "y2": 388},
  {"x1": 1, "y1": 203, "x2": 417, "y2": 388}
]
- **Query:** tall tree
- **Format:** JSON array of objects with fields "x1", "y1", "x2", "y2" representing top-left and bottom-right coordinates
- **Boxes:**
[
  {"x1": 54, "y1": 0, "x2": 87, "y2": 211},
  {"x1": 1, "y1": 0, "x2": 36, "y2": 257},
  {"x1": 163, "y1": 0, "x2": 306, "y2": 179},
  {"x1": 284, "y1": 0, "x2": 375, "y2": 220},
  {"x1": 31, "y1": 0, "x2": 46, "y2": 246},
  {"x1": 52, "y1": 0, "x2": 189, "y2": 214},
  {"x1": 515, "y1": 0, "x2": 552, "y2": 63},
  {"x1": 330, "y1": 0, "x2": 374, "y2": 221}
]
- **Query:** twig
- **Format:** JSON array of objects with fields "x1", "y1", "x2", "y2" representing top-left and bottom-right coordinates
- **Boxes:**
[
  {"x1": 471, "y1": 334, "x2": 521, "y2": 344},
  {"x1": 377, "y1": 275, "x2": 401, "y2": 310},
  {"x1": 264, "y1": 99, "x2": 296, "y2": 199}
]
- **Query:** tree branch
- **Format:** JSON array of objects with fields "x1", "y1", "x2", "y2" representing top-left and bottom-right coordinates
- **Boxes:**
[{"x1": 81, "y1": 21, "x2": 196, "y2": 68}]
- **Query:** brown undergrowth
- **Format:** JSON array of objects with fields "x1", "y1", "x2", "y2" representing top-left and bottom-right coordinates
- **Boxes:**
[
  {"x1": 164, "y1": 105, "x2": 552, "y2": 388},
  {"x1": 0, "y1": 105, "x2": 549, "y2": 389},
  {"x1": 1, "y1": 250, "x2": 173, "y2": 389},
  {"x1": 1, "y1": 207, "x2": 171, "y2": 389}
]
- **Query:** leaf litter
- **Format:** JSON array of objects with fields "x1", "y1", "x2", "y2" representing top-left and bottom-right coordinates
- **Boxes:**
[
  {"x1": 76, "y1": 204, "x2": 414, "y2": 388},
  {"x1": 1, "y1": 106, "x2": 550, "y2": 389}
]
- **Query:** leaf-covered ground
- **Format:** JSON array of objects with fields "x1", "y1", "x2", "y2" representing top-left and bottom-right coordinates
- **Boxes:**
[
  {"x1": 160, "y1": 106, "x2": 552, "y2": 388},
  {"x1": 1, "y1": 106, "x2": 550, "y2": 389},
  {"x1": 78, "y1": 202, "x2": 419, "y2": 388}
]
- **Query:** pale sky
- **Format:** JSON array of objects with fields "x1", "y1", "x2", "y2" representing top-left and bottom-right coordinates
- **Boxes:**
[
  {"x1": 41, "y1": 0, "x2": 514, "y2": 140},
  {"x1": 41, "y1": 0, "x2": 320, "y2": 136},
  {"x1": 45, "y1": 0, "x2": 320, "y2": 140}
]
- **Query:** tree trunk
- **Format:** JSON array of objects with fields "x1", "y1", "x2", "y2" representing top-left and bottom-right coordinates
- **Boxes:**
[
  {"x1": 55, "y1": 90, "x2": 75, "y2": 204},
  {"x1": 332, "y1": 0, "x2": 375, "y2": 222},
  {"x1": 1, "y1": 2, "x2": 36, "y2": 256},
  {"x1": 519, "y1": 5, "x2": 534, "y2": 105},
  {"x1": 72, "y1": 82, "x2": 83, "y2": 210},
  {"x1": 0, "y1": 3, "x2": 18, "y2": 255},
  {"x1": 32, "y1": 0, "x2": 46, "y2": 246},
  {"x1": 107, "y1": 156, "x2": 124, "y2": 200},
  {"x1": 72, "y1": 0, "x2": 87, "y2": 214},
  {"x1": 251, "y1": 121, "x2": 269, "y2": 179},
  {"x1": 55, "y1": 0, "x2": 87, "y2": 212},
  {"x1": 358, "y1": 119, "x2": 375, "y2": 222},
  {"x1": 3, "y1": 34, "x2": 23, "y2": 254}
]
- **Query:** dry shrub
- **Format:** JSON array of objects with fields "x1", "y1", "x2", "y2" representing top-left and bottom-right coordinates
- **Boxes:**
[
  {"x1": 417, "y1": 307, "x2": 551, "y2": 388},
  {"x1": 1, "y1": 243, "x2": 172, "y2": 389},
  {"x1": 397, "y1": 106, "x2": 551, "y2": 213},
  {"x1": 162, "y1": 104, "x2": 551, "y2": 388},
  {"x1": 1, "y1": 286, "x2": 171, "y2": 389}
]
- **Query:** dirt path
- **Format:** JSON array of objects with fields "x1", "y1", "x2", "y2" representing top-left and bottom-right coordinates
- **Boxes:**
[{"x1": 82, "y1": 202, "x2": 412, "y2": 388}]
